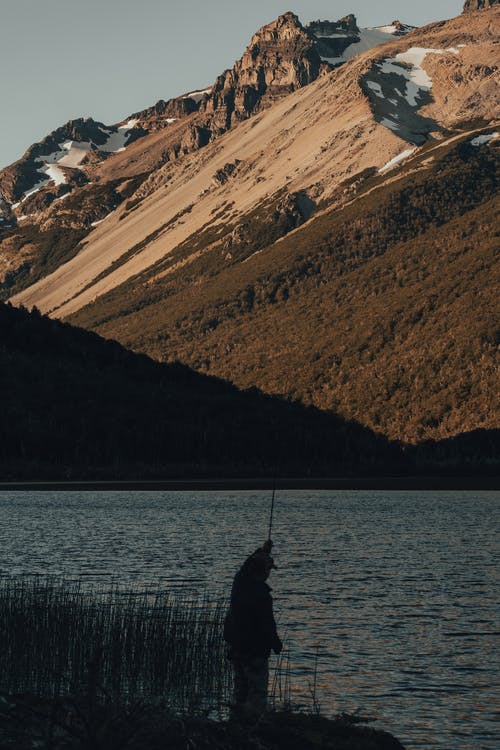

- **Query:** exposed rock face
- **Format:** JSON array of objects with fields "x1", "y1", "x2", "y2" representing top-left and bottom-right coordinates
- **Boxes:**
[
  {"x1": 275, "y1": 191, "x2": 313, "y2": 230},
  {"x1": 0, "y1": 161, "x2": 42, "y2": 206},
  {"x1": 463, "y1": 0, "x2": 499, "y2": 10},
  {"x1": 338, "y1": 13, "x2": 360, "y2": 33},
  {"x1": 306, "y1": 15, "x2": 415, "y2": 61},
  {"x1": 0, "y1": 192, "x2": 14, "y2": 228},
  {"x1": 212, "y1": 160, "x2": 243, "y2": 186},
  {"x1": 221, "y1": 190, "x2": 315, "y2": 261},
  {"x1": 0, "y1": 118, "x2": 121, "y2": 204},
  {"x1": 29, "y1": 118, "x2": 111, "y2": 157},
  {"x1": 180, "y1": 124, "x2": 211, "y2": 153},
  {"x1": 201, "y1": 12, "x2": 323, "y2": 131},
  {"x1": 391, "y1": 20, "x2": 412, "y2": 34},
  {"x1": 130, "y1": 96, "x2": 199, "y2": 132},
  {"x1": 308, "y1": 14, "x2": 360, "y2": 36},
  {"x1": 6, "y1": 5, "x2": 498, "y2": 318},
  {"x1": 0, "y1": 12, "x2": 326, "y2": 217},
  {"x1": 306, "y1": 15, "x2": 362, "y2": 60}
]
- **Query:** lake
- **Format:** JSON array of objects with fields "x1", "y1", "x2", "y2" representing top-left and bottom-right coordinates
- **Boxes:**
[{"x1": 0, "y1": 490, "x2": 498, "y2": 749}]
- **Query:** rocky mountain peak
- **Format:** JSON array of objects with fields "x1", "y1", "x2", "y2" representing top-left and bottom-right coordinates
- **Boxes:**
[
  {"x1": 130, "y1": 95, "x2": 199, "y2": 132},
  {"x1": 338, "y1": 14, "x2": 360, "y2": 33},
  {"x1": 463, "y1": 0, "x2": 498, "y2": 10},
  {"x1": 0, "y1": 114, "x2": 147, "y2": 207},
  {"x1": 200, "y1": 11, "x2": 322, "y2": 131},
  {"x1": 248, "y1": 10, "x2": 303, "y2": 41},
  {"x1": 306, "y1": 14, "x2": 361, "y2": 62},
  {"x1": 307, "y1": 13, "x2": 359, "y2": 38}
]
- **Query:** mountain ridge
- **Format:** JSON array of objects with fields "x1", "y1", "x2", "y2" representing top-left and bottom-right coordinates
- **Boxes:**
[
  {"x1": 0, "y1": 300, "x2": 403, "y2": 479},
  {"x1": 8, "y1": 8, "x2": 498, "y2": 318},
  {"x1": 463, "y1": 0, "x2": 499, "y2": 11},
  {"x1": 0, "y1": 10, "x2": 415, "y2": 250},
  {"x1": 1, "y1": 6, "x2": 499, "y2": 467},
  {"x1": 2, "y1": 301, "x2": 497, "y2": 480},
  {"x1": 64, "y1": 128, "x2": 499, "y2": 445}
]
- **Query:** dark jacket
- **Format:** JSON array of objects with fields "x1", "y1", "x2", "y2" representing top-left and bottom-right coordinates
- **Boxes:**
[{"x1": 224, "y1": 568, "x2": 282, "y2": 659}]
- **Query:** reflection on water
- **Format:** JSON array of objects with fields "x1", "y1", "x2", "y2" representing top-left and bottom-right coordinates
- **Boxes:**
[{"x1": 0, "y1": 490, "x2": 498, "y2": 749}]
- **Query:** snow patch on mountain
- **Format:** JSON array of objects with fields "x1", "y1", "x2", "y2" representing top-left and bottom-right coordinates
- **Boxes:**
[
  {"x1": 361, "y1": 47, "x2": 464, "y2": 142},
  {"x1": 378, "y1": 48, "x2": 460, "y2": 107},
  {"x1": 58, "y1": 141, "x2": 93, "y2": 167},
  {"x1": 319, "y1": 24, "x2": 415, "y2": 66},
  {"x1": 42, "y1": 163, "x2": 66, "y2": 186},
  {"x1": 375, "y1": 25, "x2": 401, "y2": 34},
  {"x1": 374, "y1": 23, "x2": 414, "y2": 34},
  {"x1": 321, "y1": 56, "x2": 345, "y2": 65},
  {"x1": 184, "y1": 88, "x2": 212, "y2": 103},
  {"x1": 12, "y1": 176, "x2": 52, "y2": 206},
  {"x1": 343, "y1": 28, "x2": 401, "y2": 60},
  {"x1": 99, "y1": 119, "x2": 138, "y2": 153},
  {"x1": 91, "y1": 209, "x2": 115, "y2": 227},
  {"x1": 14, "y1": 153, "x2": 74, "y2": 204},
  {"x1": 316, "y1": 33, "x2": 350, "y2": 39},
  {"x1": 9, "y1": 120, "x2": 140, "y2": 206},
  {"x1": 366, "y1": 80, "x2": 384, "y2": 98},
  {"x1": 470, "y1": 131, "x2": 499, "y2": 145},
  {"x1": 379, "y1": 147, "x2": 417, "y2": 173},
  {"x1": 380, "y1": 117, "x2": 401, "y2": 132}
]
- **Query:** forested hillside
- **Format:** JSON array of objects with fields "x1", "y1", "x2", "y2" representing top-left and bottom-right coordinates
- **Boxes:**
[
  {"x1": 2, "y1": 303, "x2": 496, "y2": 480},
  {"x1": 0, "y1": 303, "x2": 405, "y2": 480},
  {"x1": 69, "y1": 135, "x2": 499, "y2": 446}
]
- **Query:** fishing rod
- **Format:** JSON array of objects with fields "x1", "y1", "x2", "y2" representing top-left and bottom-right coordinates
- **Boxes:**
[{"x1": 268, "y1": 468, "x2": 277, "y2": 541}]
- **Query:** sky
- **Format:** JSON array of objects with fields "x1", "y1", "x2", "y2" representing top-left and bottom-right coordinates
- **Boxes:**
[{"x1": 1, "y1": 0, "x2": 464, "y2": 170}]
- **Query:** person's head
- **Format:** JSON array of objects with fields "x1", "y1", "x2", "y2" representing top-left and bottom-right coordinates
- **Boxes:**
[{"x1": 242, "y1": 549, "x2": 275, "y2": 580}]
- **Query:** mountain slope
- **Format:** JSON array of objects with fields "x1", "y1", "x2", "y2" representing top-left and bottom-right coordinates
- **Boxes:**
[
  {"x1": 65, "y1": 130, "x2": 499, "y2": 445},
  {"x1": 0, "y1": 10, "x2": 415, "y2": 299},
  {"x1": 0, "y1": 302, "x2": 405, "y2": 480},
  {"x1": 3, "y1": 7, "x2": 499, "y2": 459},
  {"x1": 1, "y1": 302, "x2": 497, "y2": 480},
  {"x1": 10, "y1": 9, "x2": 498, "y2": 319}
]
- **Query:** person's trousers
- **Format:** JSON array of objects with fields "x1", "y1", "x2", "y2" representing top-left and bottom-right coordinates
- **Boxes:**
[{"x1": 231, "y1": 655, "x2": 269, "y2": 713}]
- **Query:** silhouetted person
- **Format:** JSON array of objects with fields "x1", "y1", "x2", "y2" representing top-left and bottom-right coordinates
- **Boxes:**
[{"x1": 224, "y1": 540, "x2": 283, "y2": 718}]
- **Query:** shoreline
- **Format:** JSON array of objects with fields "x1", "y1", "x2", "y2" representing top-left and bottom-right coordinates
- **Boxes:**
[{"x1": 0, "y1": 476, "x2": 498, "y2": 491}]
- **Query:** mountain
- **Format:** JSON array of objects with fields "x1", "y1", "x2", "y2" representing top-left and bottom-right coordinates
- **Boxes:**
[
  {"x1": 7, "y1": 9, "x2": 498, "y2": 312},
  {"x1": 63, "y1": 128, "x2": 499, "y2": 446},
  {"x1": 0, "y1": 11, "x2": 414, "y2": 296},
  {"x1": 2, "y1": 6, "x2": 499, "y2": 470},
  {"x1": 463, "y1": 0, "x2": 499, "y2": 11},
  {"x1": 0, "y1": 301, "x2": 404, "y2": 480},
  {"x1": 1, "y1": 302, "x2": 496, "y2": 480},
  {"x1": 307, "y1": 15, "x2": 415, "y2": 66},
  {"x1": 0, "y1": 118, "x2": 141, "y2": 206}
]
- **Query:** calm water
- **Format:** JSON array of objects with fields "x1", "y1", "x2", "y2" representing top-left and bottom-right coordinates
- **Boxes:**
[{"x1": 0, "y1": 490, "x2": 498, "y2": 749}]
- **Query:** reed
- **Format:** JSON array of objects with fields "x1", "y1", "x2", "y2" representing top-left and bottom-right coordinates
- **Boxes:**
[{"x1": 0, "y1": 577, "x2": 231, "y2": 713}]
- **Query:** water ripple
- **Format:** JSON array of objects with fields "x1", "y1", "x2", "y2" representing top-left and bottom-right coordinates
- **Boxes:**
[{"x1": 0, "y1": 489, "x2": 498, "y2": 749}]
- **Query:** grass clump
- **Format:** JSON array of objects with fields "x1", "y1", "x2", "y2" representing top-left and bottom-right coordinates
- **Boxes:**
[
  {"x1": 0, "y1": 577, "x2": 230, "y2": 713},
  {"x1": 0, "y1": 579, "x2": 406, "y2": 749}
]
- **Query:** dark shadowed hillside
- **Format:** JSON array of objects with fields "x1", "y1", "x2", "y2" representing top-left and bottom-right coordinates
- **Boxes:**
[
  {"x1": 0, "y1": 303, "x2": 407, "y2": 481},
  {"x1": 1, "y1": 304, "x2": 497, "y2": 481}
]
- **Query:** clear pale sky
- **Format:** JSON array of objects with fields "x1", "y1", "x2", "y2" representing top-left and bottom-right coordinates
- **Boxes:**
[{"x1": 1, "y1": 0, "x2": 464, "y2": 169}]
